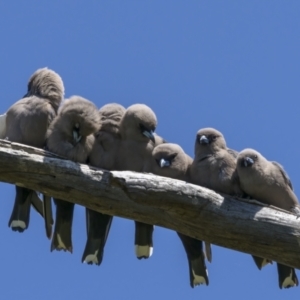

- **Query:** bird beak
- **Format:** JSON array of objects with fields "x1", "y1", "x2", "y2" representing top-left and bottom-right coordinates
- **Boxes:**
[
  {"x1": 143, "y1": 130, "x2": 155, "y2": 143},
  {"x1": 199, "y1": 135, "x2": 209, "y2": 144},
  {"x1": 243, "y1": 157, "x2": 254, "y2": 167},
  {"x1": 73, "y1": 130, "x2": 82, "y2": 143},
  {"x1": 159, "y1": 158, "x2": 171, "y2": 168}
]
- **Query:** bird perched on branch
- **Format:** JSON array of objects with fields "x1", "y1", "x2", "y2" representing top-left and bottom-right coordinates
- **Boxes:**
[
  {"x1": 5, "y1": 67, "x2": 64, "y2": 234},
  {"x1": 82, "y1": 103, "x2": 126, "y2": 265},
  {"x1": 189, "y1": 127, "x2": 243, "y2": 267},
  {"x1": 237, "y1": 148, "x2": 299, "y2": 289},
  {"x1": 46, "y1": 96, "x2": 100, "y2": 253},
  {"x1": 146, "y1": 143, "x2": 209, "y2": 287},
  {"x1": 117, "y1": 104, "x2": 164, "y2": 259}
]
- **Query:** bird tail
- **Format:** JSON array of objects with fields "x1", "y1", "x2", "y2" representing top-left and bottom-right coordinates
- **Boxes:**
[
  {"x1": 51, "y1": 199, "x2": 74, "y2": 253},
  {"x1": 252, "y1": 255, "x2": 272, "y2": 270},
  {"x1": 8, "y1": 186, "x2": 32, "y2": 232},
  {"x1": 277, "y1": 263, "x2": 299, "y2": 289},
  {"x1": 30, "y1": 191, "x2": 44, "y2": 218},
  {"x1": 82, "y1": 208, "x2": 113, "y2": 265},
  {"x1": 204, "y1": 242, "x2": 212, "y2": 263},
  {"x1": 177, "y1": 233, "x2": 209, "y2": 287},
  {"x1": 43, "y1": 195, "x2": 54, "y2": 239},
  {"x1": 134, "y1": 221, "x2": 154, "y2": 259}
]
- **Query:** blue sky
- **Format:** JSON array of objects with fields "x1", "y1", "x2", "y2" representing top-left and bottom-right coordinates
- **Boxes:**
[{"x1": 0, "y1": 1, "x2": 299, "y2": 299}]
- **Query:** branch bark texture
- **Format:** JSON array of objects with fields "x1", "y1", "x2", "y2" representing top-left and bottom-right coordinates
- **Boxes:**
[{"x1": 0, "y1": 140, "x2": 299, "y2": 268}]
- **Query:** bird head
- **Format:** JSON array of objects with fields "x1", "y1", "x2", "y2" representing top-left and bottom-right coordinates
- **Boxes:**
[
  {"x1": 25, "y1": 67, "x2": 64, "y2": 111},
  {"x1": 195, "y1": 127, "x2": 227, "y2": 157},
  {"x1": 120, "y1": 104, "x2": 157, "y2": 143},
  {"x1": 57, "y1": 96, "x2": 100, "y2": 144},
  {"x1": 152, "y1": 143, "x2": 188, "y2": 178},
  {"x1": 237, "y1": 149, "x2": 260, "y2": 168}
]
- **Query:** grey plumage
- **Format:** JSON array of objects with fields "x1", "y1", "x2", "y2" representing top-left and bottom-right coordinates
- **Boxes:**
[
  {"x1": 46, "y1": 96, "x2": 100, "y2": 253},
  {"x1": 189, "y1": 128, "x2": 242, "y2": 195},
  {"x1": 237, "y1": 148, "x2": 299, "y2": 289},
  {"x1": 189, "y1": 128, "x2": 244, "y2": 275},
  {"x1": 117, "y1": 104, "x2": 161, "y2": 259},
  {"x1": 82, "y1": 103, "x2": 125, "y2": 265},
  {"x1": 6, "y1": 68, "x2": 64, "y2": 233},
  {"x1": 149, "y1": 143, "x2": 209, "y2": 287}
]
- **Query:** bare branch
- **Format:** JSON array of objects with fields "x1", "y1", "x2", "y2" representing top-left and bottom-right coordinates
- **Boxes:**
[{"x1": 1, "y1": 139, "x2": 299, "y2": 268}]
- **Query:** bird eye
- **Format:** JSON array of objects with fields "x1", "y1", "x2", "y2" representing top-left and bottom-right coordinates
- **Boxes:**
[
  {"x1": 169, "y1": 153, "x2": 177, "y2": 161},
  {"x1": 211, "y1": 135, "x2": 217, "y2": 141},
  {"x1": 139, "y1": 123, "x2": 147, "y2": 132},
  {"x1": 254, "y1": 155, "x2": 257, "y2": 159}
]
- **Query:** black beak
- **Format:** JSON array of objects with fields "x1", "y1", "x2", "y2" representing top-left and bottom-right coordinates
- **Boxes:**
[
  {"x1": 243, "y1": 157, "x2": 254, "y2": 167},
  {"x1": 142, "y1": 130, "x2": 155, "y2": 143},
  {"x1": 199, "y1": 135, "x2": 209, "y2": 144}
]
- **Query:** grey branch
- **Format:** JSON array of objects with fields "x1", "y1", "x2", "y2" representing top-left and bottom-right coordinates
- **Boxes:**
[{"x1": 0, "y1": 139, "x2": 299, "y2": 268}]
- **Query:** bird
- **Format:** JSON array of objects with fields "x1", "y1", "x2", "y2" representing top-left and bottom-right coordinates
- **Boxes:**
[
  {"x1": 5, "y1": 67, "x2": 64, "y2": 233},
  {"x1": 237, "y1": 148, "x2": 299, "y2": 289},
  {"x1": 147, "y1": 143, "x2": 209, "y2": 287},
  {"x1": 82, "y1": 103, "x2": 126, "y2": 265},
  {"x1": 46, "y1": 96, "x2": 100, "y2": 253},
  {"x1": 189, "y1": 127, "x2": 242, "y2": 196},
  {"x1": 189, "y1": 127, "x2": 244, "y2": 270},
  {"x1": 117, "y1": 103, "x2": 164, "y2": 259}
]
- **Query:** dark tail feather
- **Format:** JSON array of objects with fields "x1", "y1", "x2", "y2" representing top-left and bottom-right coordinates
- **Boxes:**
[
  {"x1": 177, "y1": 233, "x2": 209, "y2": 287},
  {"x1": 30, "y1": 191, "x2": 44, "y2": 218},
  {"x1": 43, "y1": 195, "x2": 54, "y2": 239},
  {"x1": 277, "y1": 263, "x2": 299, "y2": 289},
  {"x1": 51, "y1": 199, "x2": 74, "y2": 253},
  {"x1": 134, "y1": 221, "x2": 154, "y2": 259},
  {"x1": 252, "y1": 255, "x2": 272, "y2": 270},
  {"x1": 204, "y1": 242, "x2": 212, "y2": 263},
  {"x1": 8, "y1": 186, "x2": 32, "y2": 232},
  {"x1": 82, "y1": 208, "x2": 113, "y2": 265}
]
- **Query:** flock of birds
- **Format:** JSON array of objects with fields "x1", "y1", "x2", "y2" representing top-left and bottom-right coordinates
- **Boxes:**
[{"x1": 1, "y1": 68, "x2": 299, "y2": 290}]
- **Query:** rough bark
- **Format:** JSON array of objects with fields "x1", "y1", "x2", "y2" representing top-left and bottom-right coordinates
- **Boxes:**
[{"x1": 0, "y1": 139, "x2": 299, "y2": 268}]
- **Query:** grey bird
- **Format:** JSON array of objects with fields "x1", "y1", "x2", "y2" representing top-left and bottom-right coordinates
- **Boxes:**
[
  {"x1": 189, "y1": 128, "x2": 244, "y2": 268},
  {"x1": 117, "y1": 103, "x2": 163, "y2": 259},
  {"x1": 189, "y1": 128, "x2": 242, "y2": 196},
  {"x1": 82, "y1": 103, "x2": 126, "y2": 265},
  {"x1": 148, "y1": 143, "x2": 209, "y2": 287},
  {"x1": 237, "y1": 148, "x2": 299, "y2": 289},
  {"x1": 5, "y1": 68, "x2": 64, "y2": 234},
  {"x1": 46, "y1": 96, "x2": 100, "y2": 253}
]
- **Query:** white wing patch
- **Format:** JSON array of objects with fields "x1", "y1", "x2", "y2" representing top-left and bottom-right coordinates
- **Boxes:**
[
  {"x1": 282, "y1": 270, "x2": 297, "y2": 288},
  {"x1": 83, "y1": 251, "x2": 99, "y2": 265},
  {"x1": 10, "y1": 220, "x2": 26, "y2": 229},
  {"x1": 192, "y1": 269, "x2": 208, "y2": 286},
  {"x1": 135, "y1": 245, "x2": 153, "y2": 258},
  {"x1": 56, "y1": 234, "x2": 68, "y2": 250}
]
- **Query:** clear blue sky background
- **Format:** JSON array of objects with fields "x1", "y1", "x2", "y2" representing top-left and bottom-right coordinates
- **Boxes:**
[{"x1": 0, "y1": 1, "x2": 299, "y2": 299}]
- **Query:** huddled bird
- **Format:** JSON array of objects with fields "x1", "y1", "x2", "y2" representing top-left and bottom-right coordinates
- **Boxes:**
[
  {"x1": 237, "y1": 148, "x2": 299, "y2": 289},
  {"x1": 117, "y1": 104, "x2": 165, "y2": 259},
  {"x1": 1, "y1": 70, "x2": 298, "y2": 291},
  {"x1": 46, "y1": 95, "x2": 100, "y2": 253},
  {"x1": 5, "y1": 67, "x2": 64, "y2": 234},
  {"x1": 147, "y1": 143, "x2": 209, "y2": 287},
  {"x1": 82, "y1": 103, "x2": 126, "y2": 265}
]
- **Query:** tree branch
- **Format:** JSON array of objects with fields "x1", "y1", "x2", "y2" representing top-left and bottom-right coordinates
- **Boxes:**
[{"x1": 0, "y1": 139, "x2": 299, "y2": 268}]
